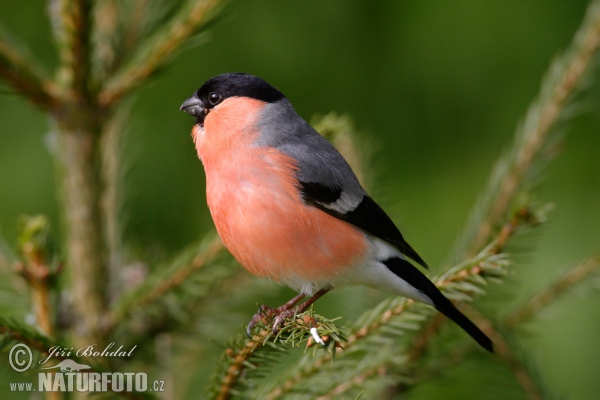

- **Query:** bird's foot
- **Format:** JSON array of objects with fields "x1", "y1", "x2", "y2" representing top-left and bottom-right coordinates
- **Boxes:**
[
  {"x1": 246, "y1": 288, "x2": 331, "y2": 338},
  {"x1": 246, "y1": 293, "x2": 305, "y2": 337}
]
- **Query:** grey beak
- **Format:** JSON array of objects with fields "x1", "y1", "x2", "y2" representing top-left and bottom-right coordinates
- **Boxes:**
[{"x1": 180, "y1": 95, "x2": 206, "y2": 119}]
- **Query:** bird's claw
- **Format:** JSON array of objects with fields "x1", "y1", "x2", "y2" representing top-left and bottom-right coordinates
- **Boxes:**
[
  {"x1": 246, "y1": 304, "x2": 277, "y2": 338},
  {"x1": 245, "y1": 291, "x2": 327, "y2": 337},
  {"x1": 272, "y1": 309, "x2": 297, "y2": 333},
  {"x1": 246, "y1": 303, "x2": 299, "y2": 337},
  {"x1": 246, "y1": 313, "x2": 261, "y2": 338}
]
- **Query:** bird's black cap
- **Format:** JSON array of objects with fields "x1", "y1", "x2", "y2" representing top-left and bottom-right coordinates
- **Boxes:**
[
  {"x1": 181, "y1": 73, "x2": 285, "y2": 125},
  {"x1": 197, "y1": 73, "x2": 285, "y2": 105}
]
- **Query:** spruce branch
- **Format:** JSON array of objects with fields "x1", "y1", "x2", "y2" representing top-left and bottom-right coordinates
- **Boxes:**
[
  {"x1": 212, "y1": 329, "x2": 278, "y2": 400},
  {"x1": 376, "y1": 205, "x2": 548, "y2": 399},
  {"x1": 98, "y1": 0, "x2": 223, "y2": 106},
  {"x1": 15, "y1": 216, "x2": 60, "y2": 338},
  {"x1": 397, "y1": 325, "x2": 551, "y2": 400},
  {"x1": 93, "y1": 0, "x2": 177, "y2": 84},
  {"x1": 96, "y1": 0, "x2": 182, "y2": 83},
  {"x1": 109, "y1": 236, "x2": 226, "y2": 327},
  {"x1": 208, "y1": 310, "x2": 345, "y2": 400},
  {"x1": 54, "y1": 118, "x2": 107, "y2": 349},
  {"x1": 505, "y1": 255, "x2": 600, "y2": 328},
  {"x1": 467, "y1": 308, "x2": 546, "y2": 400},
  {"x1": 101, "y1": 107, "x2": 128, "y2": 303},
  {"x1": 0, "y1": 240, "x2": 30, "y2": 320},
  {"x1": 0, "y1": 317, "x2": 59, "y2": 355},
  {"x1": 0, "y1": 237, "x2": 14, "y2": 269},
  {"x1": 452, "y1": 0, "x2": 600, "y2": 263},
  {"x1": 47, "y1": 0, "x2": 109, "y2": 351},
  {"x1": 53, "y1": 0, "x2": 93, "y2": 99},
  {"x1": 92, "y1": 0, "x2": 119, "y2": 85},
  {"x1": 0, "y1": 24, "x2": 60, "y2": 108},
  {"x1": 315, "y1": 366, "x2": 381, "y2": 400}
]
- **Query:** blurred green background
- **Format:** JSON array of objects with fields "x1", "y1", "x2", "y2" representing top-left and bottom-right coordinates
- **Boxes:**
[{"x1": 1, "y1": 1, "x2": 599, "y2": 398}]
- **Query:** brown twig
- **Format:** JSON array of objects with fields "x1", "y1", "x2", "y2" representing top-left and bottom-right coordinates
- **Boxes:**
[
  {"x1": 0, "y1": 33, "x2": 60, "y2": 108},
  {"x1": 111, "y1": 0, "x2": 150, "y2": 75},
  {"x1": 55, "y1": 118, "x2": 107, "y2": 349},
  {"x1": 140, "y1": 238, "x2": 224, "y2": 305},
  {"x1": 15, "y1": 259, "x2": 54, "y2": 338},
  {"x1": 15, "y1": 216, "x2": 58, "y2": 338},
  {"x1": 471, "y1": 308, "x2": 543, "y2": 400},
  {"x1": 99, "y1": 0, "x2": 222, "y2": 106},
  {"x1": 466, "y1": 2, "x2": 600, "y2": 257},
  {"x1": 109, "y1": 237, "x2": 225, "y2": 326},
  {"x1": 47, "y1": 0, "x2": 109, "y2": 352},
  {"x1": 56, "y1": 0, "x2": 93, "y2": 99},
  {"x1": 506, "y1": 256, "x2": 600, "y2": 328},
  {"x1": 316, "y1": 367, "x2": 381, "y2": 400},
  {"x1": 217, "y1": 330, "x2": 271, "y2": 400},
  {"x1": 100, "y1": 108, "x2": 126, "y2": 303},
  {"x1": 390, "y1": 307, "x2": 545, "y2": 400},
  {"x1": 92, "y1": 0, "x2": 119, "y2": 82},
  {"x1": 405, "y1": 206, "x2": 536, "y2": 365},
  {"x1": 0, "y1": 324, "x2": 56, "y2": 357}
]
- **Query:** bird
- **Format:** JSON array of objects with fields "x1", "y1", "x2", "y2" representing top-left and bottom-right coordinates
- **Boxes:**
[{"x1": 180, "y1": 72, "x2": 493, "y2": 352}]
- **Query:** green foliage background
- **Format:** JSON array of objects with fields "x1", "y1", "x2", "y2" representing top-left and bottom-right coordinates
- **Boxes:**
[{"x1": 0, "y1": 1, "x2": 599, "y2": 399}]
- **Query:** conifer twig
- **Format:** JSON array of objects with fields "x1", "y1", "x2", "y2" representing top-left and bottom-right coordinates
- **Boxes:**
[
  {"x1": 455, "y1": 0, "x2": 600, "y2": 262},
  {"x1": 49, "y1": 0, "x2": 108, "y2": 351},
  {"x1": 210, "y1": 310, "x2": 345, "y2": 399},
  {"x1": 0, "y1": 318, "x2": 58, "y2": 355},
  {"x1": 109, "y1": 237, "x2": 225, "y2": 326},
  {"x1": 99, "y1": 106, "x2": 135, "y2": 303},
  {"x1": 92, "y1": 0, "x2": 117, "y2": 83},
  {"x1": 55, "y1": 0, "x2": 93, "y2": 99},
  {"x1": 315, "y1": 367, "x2": 380, "y2": 400},
  {"x1": 0, "y1": 27, "x2": 59, "y2": 107},
  {"x1": 141, "y1": 238, "x2": 224, "y2": 305},
  {"x1": 0, "y1": 242, "x2": 11, "y2": 269},
  {"x1": 99, "y1": 0, "x2": 222, "y2": 105},
  {"x1": 55, "y1": 123, "x2": 107, "y2": 348},
  {"x1": 406, "y1": 206, "x2": 540, "y2": 363},
  {"x1": 394, "y1": 308, "x2": 547, "y2": 400},
  {"x1": 14, "y1": 216, "x2": 58, "y2": 338},
  {"x1": 15, "y1": 255, "x2": 54, "y2": 338},
  {"x1": 506, "y1": 255, "x2": 600, "y2": 328},
  {"x1": 469, "y1": 308, "x2": 544, "y2": 400},
  {"x1": 216, "y1": 330, "x2": 271, "y2": 400},
  {"x1": 482, "y1": 323, "x2": 543, "y2": 400}
]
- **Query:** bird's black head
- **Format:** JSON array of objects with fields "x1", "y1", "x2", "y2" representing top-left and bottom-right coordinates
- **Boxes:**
[{"x1": 180, "y1": 73, "x2": 285, "y2": 126}]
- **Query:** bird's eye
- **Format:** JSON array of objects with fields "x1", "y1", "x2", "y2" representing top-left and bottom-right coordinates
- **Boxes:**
[{"x1": 208, "y1": 92, "x2": 221, "y2": 106}]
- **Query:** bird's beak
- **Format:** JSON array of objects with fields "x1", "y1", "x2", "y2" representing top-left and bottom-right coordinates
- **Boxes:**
[{"x1": 180, "y1": 95, "x2": 208, "y2": 125}]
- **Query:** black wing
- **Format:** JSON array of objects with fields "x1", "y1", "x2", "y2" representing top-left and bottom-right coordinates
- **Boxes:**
[{"x1": 299, "y1": 181, "x2": 429, "y2": 269}]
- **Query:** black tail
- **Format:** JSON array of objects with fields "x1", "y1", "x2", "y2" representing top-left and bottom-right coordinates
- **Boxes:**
[
  {"x1": 429, "y1": 290, "x2": 494, "y2": 352},
  {"x1": 383, "y1": 257, "x2": 494, "y2": 352}
]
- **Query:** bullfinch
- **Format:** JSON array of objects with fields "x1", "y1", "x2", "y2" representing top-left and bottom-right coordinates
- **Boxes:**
[{"x1": 180, "y1": 73, "x2": 493, "y2": 352}]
